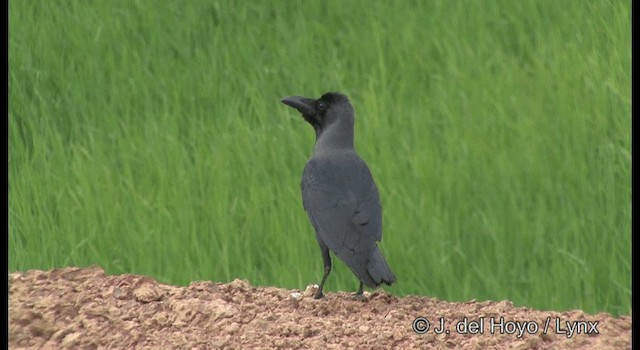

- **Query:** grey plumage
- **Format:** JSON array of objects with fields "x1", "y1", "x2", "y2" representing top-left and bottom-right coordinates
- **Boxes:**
[{"x1": 281, "y1": 92, "x2": 396, "y2": 299}]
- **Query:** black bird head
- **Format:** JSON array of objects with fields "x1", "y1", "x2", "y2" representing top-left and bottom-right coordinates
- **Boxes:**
[{"x1": 281, "y1": 92, "x2": 355, "y2": 136}]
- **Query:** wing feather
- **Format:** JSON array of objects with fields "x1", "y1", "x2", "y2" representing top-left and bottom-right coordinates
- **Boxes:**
[{"x1": 301, "y1": 153, "x2": 382, "y2": 284}]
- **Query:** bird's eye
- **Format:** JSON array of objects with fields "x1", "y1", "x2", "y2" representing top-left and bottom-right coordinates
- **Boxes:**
[{"x1": 317, "y1": 101, "x2": 327, "y2": 113}]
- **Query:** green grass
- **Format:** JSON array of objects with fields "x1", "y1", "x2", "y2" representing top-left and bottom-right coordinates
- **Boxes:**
[{"x1": 9, "y1": 0, "x2": 630, "y2": 316}]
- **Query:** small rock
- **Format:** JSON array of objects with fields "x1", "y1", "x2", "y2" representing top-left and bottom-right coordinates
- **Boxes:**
[
  {"x1": 211, "y1": 337, "x2": 229, "y2": 348},
  {"x1": 134, "y1": 283, "x2": 163, "y2": 303},
  {"x1": 112, "y1": 286, "x2": 131, "y2": 300},
  {"x1": 225, "y1": 323, "x2": 241, "y2": 335},
  {"x1": 228, "y1": 279, "x2": 251, "y2": 291},
  {"x1": 392, "y1": 330, "x2": 404, "y2": 341},
  {"x1": 30, "y1": 318, "x2": 55, "y2": 338},
  {"x1": 302, "y1": 326, "x2": 314, "y2": 338},
  {"x1": 61, "y1": 332, "x2": 81, "y2": 348},
  {"x1": 539, "y1": 332, "x2": 554, "y2": 342},
  {"x1": 303, "y1": 284, "x2": 319, "y2": 297}
]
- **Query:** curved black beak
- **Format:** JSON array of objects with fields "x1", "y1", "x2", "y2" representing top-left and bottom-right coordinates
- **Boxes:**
[{"x1": 281, "y1": 96, "x2": 317, "y2": 119}]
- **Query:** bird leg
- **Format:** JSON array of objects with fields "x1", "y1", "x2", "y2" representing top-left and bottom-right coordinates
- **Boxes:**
[
  {"x1": 314, "y1": 245, "x2": 332, "y2": 299},
  {"x1": 352, "y1": 281, "x2": 367, "y2": 301}
]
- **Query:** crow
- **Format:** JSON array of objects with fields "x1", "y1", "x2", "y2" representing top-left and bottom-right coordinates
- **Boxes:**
[{"x1": 281, "y1": 92, "x2": 396, "y2": 299}]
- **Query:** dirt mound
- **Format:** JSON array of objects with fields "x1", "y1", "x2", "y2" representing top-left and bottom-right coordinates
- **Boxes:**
[{"x1": 9, "y1": 266, "x2": 631, "y2": 349}]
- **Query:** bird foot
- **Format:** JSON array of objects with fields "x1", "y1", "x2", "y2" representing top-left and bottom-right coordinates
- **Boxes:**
[
  {"x1": 351, "y1": 293, "x2": 368, "y2": 302},
  {"x1": 314, "y1": 290, "x2": 324, "y2": 299}
]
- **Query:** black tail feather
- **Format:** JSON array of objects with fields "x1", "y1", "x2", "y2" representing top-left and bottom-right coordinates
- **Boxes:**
[{"x1": 365, "y1": 247, "x2": 396, "y2": 288}]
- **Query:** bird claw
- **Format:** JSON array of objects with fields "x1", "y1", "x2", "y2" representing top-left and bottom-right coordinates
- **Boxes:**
[
  {"x1": 314, "y1": 291, "x2": 324, "y2": 299},
  {"x1": 351, "y1": 293, "x2": 368, "y2": 302}
]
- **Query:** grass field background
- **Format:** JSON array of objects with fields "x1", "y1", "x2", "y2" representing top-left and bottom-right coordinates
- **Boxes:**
[{"x1": 9, "y1": 1, "x2": 631, "y2": 316}]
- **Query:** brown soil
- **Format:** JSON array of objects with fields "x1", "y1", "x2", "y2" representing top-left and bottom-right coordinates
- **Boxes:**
[{"x1": 9, "y1": 266, "x2": 631, "y2": 349}]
